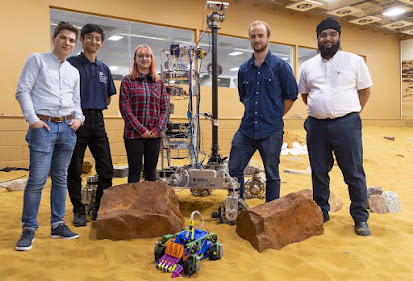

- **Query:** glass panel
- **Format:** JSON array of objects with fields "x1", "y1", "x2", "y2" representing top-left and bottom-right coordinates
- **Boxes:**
[
  {"x1": 50, "y1": 9, "x2": 194, "y2": 80},
  {"x1": 198, "y1": 34, "x2": 294, "y2": 88},
  {"x1": 298, "y1": 46, "x2": 318, "y2": 73}
]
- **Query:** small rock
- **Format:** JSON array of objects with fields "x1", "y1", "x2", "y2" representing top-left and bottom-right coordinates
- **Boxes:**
[
  {"x1": 368, "y1": 195, "x2": 387, "y2": 214},
  {"x1": 383, "y1": 136, "x2": 395, "y2": 141},
  {"x1": 382, "y1": 191, "x2": 401, "y2": 213},
  {"x1": 346, "y1": 251, "x2": 350, "y2": 254},
  {"x1": 283, "y1": 169, "x2": 310, "y2": 175},
  {"x1": 367, "y1": 186, "x2": 383, "y2": 198},
  {"x1": 82, "y1": 161, "x2": 93, "y2": 173},
  {"x1": 5, "y1": 178, "x2": 27, "y2": 191}
]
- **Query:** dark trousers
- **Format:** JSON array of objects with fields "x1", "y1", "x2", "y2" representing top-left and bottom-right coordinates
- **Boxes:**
[
  {"x1": 124, "y1": 137, "x2": 162, "y2": 183},
  {"x1": 228, "y1": 129, "x2": 283, "y2": 202},
  {"x1": 304, "y1": 112, "x2": 369, "y2": 223},
  {"x1": 67, "y1": 110, "x2": 113, "y2": 213}
]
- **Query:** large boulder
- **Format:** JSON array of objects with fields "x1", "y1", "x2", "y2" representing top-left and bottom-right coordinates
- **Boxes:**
[
  {"x1": 96, "y1": 181, "x2": 185, "y2": 240},
  {"x1": 295, "y1": 189, "x2": 343, "y2": 212},
  {"x1": 236, "y1": 192, "x2": 324, "y2": 252}
]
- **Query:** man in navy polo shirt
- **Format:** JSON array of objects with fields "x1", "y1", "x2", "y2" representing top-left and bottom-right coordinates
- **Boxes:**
[
  {"x1": 67, "y1": 23, "x2": 116, "y2": 226},
  {"x1": 228, "y1": 21, "x2": 298, "y2": 202}
]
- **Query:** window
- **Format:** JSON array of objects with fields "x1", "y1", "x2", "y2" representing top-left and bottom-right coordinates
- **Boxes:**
[
  {"x1": 50, "y1": 9, "x2": 194, "y2": 80},
  {"x1": 198, "y1": 34, "x2": 294, "y2": 88}
]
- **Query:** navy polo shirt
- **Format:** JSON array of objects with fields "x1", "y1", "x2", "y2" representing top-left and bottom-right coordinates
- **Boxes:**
[
  {"x1": 237, "y1": 50, "x2": 298, "y2": 139},
  {"x1": 67, "y1": 52, "x2": 116, "y2": 110}
]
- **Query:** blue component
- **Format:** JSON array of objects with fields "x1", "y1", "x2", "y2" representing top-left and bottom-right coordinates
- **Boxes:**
[{"x1": 174, "y1": 228, "x2": 211, "y2": 260}]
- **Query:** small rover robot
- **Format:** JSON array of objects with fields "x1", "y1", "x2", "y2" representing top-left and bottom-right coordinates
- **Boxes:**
[{"x1": 154, "y1": 211, "x2": 223, "y2": 277}]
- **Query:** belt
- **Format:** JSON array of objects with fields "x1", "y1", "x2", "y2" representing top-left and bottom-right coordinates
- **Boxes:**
[
  {"x1": 37, "y1": 114, "x2": 73, "y2": 122},
  {"x1": 83, "y1": 109, "x2": 102, "y2": 114}
]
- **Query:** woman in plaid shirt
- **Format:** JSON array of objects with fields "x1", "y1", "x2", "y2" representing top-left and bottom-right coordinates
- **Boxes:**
[{"x1": 119, "y1": 45, "x2": 169, "y2": 183}]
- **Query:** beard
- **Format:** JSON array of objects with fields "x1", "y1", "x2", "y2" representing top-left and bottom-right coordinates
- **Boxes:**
[
  {"x1": 318, "y1": 39, "x2": 340, "y2": 58},
  {"x1": 252, "y1": 42, "x2": 268, "y2": 53}
]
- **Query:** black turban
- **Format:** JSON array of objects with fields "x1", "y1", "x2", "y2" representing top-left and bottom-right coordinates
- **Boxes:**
[{"x1": 316, "y1": 16, "x2": 341, "y2": 36}]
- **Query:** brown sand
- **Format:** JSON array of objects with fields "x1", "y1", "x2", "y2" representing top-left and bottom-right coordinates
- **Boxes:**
[{"x1": 1, "y1": 127, "x2": 412, "y2": 281}]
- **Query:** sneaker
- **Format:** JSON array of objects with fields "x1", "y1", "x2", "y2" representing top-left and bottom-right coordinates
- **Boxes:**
[
  {"x1": 16, "y1": 229, "x2": 35, "y2": 251},
  {"x1": 51, "y1": 223, "x2": 79, "y2": 239},
  {"x1": 72, "y1": 210, "x2": 86, "y2": 227},
  {"x1": 355, "y1": 221, "x2": 371, "y2": 236}
]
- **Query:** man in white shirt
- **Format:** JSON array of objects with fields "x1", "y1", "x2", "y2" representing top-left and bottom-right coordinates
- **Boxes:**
[
  {"x1": 15, "y1": 22, "x2": 85, "y2": 251},
  {"x1": 298, "y1": 17, "x2": 372, "y2": 236}
]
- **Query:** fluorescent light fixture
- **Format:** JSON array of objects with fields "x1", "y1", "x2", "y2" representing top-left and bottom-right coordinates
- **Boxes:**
[
  {"x1": 282, "y1": 57, "x2": 289, "y2": 61},
  {"x1": 383, "y1": 7, "x2": 406, "y2": 17},
  {"x1": 175, "y1": 40, "x2": 210, "y2": 47},
  {"x1": 234, "y1": 48, "x2": 253, "y2": 53},
  {"x1": 109, "y1": 66, "x2": 119, "y2": 71},
  {"x1": 108, "y1": 35, "x2": 124, "y2": 41},
  {"x1": 230, "y1": 67, "x2": 239, "y2": 72},
  {"x1": 228, "y1": 51, "x2": 243, "y2": 56},
  {"x1": 120, "y1": 33, "x2": 166, "y2": 41},
  {"x1": 170, "y1": 80, "x2": 176, "y2": 84}
]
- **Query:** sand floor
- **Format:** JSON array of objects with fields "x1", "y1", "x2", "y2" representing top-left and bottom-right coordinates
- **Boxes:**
[{"x1": 0, "y1": 127, "x2": 412, "y2": 281}]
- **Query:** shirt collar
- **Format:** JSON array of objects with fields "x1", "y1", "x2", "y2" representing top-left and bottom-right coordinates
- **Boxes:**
[
  {"x1": 49, "y1": 52, "x2": 65, "y2": 64},
  {"x1": 248, "y1": 50, "x2": 272, "y2": 67},
  {"x1": 79, "y1": 52, "x2": 100, "y2": 65},
  {"x1": 321, "y1": 50, "x2": 341, "y2": 62}
]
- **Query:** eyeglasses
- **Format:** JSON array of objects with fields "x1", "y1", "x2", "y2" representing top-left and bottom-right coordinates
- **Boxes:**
[
  {"x1": 84, "y1": 34, "x2": 102, "y2": 42},
  {"x1": 137, "y1": 54, "x2": 152, "y2": 59},
  {"x1": 319, "y1": 31, "x2": 339, "y2": 39}
]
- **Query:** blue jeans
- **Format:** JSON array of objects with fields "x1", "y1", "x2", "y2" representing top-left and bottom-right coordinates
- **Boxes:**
[
  {"x1": 22, "y1": 121, "x2": 77, "y2": 231},
  {"x1": 228, "y1": 129, "x2": 283, "y2": 202},
  {"x1": 304, "y1": 113, "x2": 369, "y2": 223}
]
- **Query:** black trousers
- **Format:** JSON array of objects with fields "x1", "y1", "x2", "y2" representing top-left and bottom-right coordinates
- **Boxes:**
[
  {"x1": 67, "y1": 110, "x2": 113, "y2": 213},
  {"x1": 124, "y1": 137, "x2": 161, "y2": 183},
  {"x1": 304, "y1": 112, "x2": 369, "y2": 223}
]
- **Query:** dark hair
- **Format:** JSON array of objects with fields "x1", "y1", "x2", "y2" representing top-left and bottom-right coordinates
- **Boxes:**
[
  {"x1": 81, "y1": 23, "x2": 105, "y2": 41},
  {"x1": 53, "y1": 21, "x2": 79, "y2": 40}
]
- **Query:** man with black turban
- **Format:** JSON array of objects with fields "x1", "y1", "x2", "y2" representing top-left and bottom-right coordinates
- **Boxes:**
[{"x1": 298, "y1": 17, "x2": 372, "y2": 236}]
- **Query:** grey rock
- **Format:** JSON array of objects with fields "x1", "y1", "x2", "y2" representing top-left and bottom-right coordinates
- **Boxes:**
[
  {"x1": 283, "y1": 169, "x2": 310, "y2": 175},
  {"x1": 367, "y1": 186, "x2": 383, "y2": 198},
  {"x1": 368, "y1": 195, "x2": 387, "y2": 214},
  {"x1": 5, "y1": 178, "x2": 27, "y2": 191},
  {"x1": 382, "y1": 191, "x2": 401, "y2": 213}
]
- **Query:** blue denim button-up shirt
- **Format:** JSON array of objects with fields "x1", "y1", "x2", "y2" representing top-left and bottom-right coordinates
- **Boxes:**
[{"x1": 238, "y1": 51, "x2": 298, "y2": 139}]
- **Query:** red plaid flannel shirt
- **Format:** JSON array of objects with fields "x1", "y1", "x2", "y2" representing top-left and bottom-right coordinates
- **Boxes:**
[{"x1": 119, "y1": 75, "x2": 169, "y2": 139}]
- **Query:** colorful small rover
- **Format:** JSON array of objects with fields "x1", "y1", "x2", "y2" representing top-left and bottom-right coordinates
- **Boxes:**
[{"x1": 154, "y1": 211, "x2": 223, "y2": 277}]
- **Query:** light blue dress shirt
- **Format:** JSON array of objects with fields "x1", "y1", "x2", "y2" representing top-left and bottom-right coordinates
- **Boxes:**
[{"x1": 16, "y1": 52, "x2": 84, "y2": 125}]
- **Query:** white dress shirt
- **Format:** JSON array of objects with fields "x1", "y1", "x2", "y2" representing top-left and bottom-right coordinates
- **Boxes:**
[
  {"x1": 16, "y1": 52, "x2": 84, "y2": 125},
  {"x1": 298, "y1": 50, "x2": 373, "y2": 119}
]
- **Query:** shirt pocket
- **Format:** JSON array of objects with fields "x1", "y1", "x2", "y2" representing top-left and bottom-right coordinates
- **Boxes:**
[
  {"x1": 151, "y1": 84, "x2": 162, "y2": 100},
  {"x1": 336, "y1": 70, "x2": 356, "y2": 89},
  {"x1": 263, "y1": 75, "x2": 280, "y2": 93}
]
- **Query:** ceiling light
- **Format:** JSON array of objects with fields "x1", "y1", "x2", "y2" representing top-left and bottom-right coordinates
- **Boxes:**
[
  {"x1": 120, "y1": 33, "x2": 166, "y2": 41},
  {"x1": 230, "y1": 67, "x2": 239, "y2": 72},
  {"x1": 108, "y1": 35, "x2": 124, "y2": 41},
  {"x1": 228, "y1": 51, "x2": 243, "y2": 56},
  {"x1": 109, "y1": 66, "x2": 119, "y2": 71},
  {"x1": 383, "y1": 7, "x2": 406, "y2": 17}
]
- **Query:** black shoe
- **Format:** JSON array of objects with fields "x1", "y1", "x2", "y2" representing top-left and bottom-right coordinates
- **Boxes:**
[
  {"x1": 355, "y1": 222, "x2": 371, "y2": 236},
  {"x1": 72, "y1": 211, "x2": 86, "y2": 227},
  {"x1": 323, "y1": 213, "x2": 330, "y2": 223},
  {"x1": 51, "y1": 223, "x2": 79, "y2": 239},
  {"x1": 90, "y1": 208, "x2": 98, "y2": 221},
  {"x1": 16, "y1": 229, "x2": 35, "y2": 251}
]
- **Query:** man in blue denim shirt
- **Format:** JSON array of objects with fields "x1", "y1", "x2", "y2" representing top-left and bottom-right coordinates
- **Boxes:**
[
  {"x1": 15, "y1": 22, "x2": 85, "y2": 251},
  {"x1": 228, "y1": 21, "x2": 298, "y2": 202}
]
